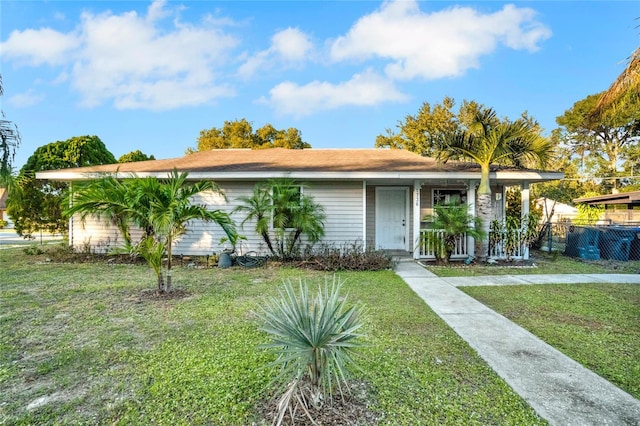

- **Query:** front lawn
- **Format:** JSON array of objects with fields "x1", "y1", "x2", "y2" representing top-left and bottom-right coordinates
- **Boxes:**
[
  {"x1": 461, "y1": 283, "x2": 640, "y2": 400},
  {"x1": 0, "y1": 248, "x2": 545, "y2": 425}
]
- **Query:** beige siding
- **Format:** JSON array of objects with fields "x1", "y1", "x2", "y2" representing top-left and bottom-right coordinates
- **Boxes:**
[
  {"x1": 365, "y1": 186, "x2": 376, "y2": 248},
  {"x1": 306, "y1": 181, "x2": 364, "y2": 248},
  {"x1": 71, "y1": 215, "x2": 144, "y2": 253},
  {"x1": 70, "y1": 180, "x2": 365, "y2": 256}
]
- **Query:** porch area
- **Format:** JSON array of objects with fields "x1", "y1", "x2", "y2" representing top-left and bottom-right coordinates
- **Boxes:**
[{"x1": 366, "y1": 179, "x2": 535, "y2": 261}]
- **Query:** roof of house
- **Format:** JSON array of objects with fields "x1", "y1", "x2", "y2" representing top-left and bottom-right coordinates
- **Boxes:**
[
  {"x1": 36, "y1": 148, "x2": 563, "y2": 183},
  {"x1": 574, "y1": 190, "x2": 640, "y2": 206}
]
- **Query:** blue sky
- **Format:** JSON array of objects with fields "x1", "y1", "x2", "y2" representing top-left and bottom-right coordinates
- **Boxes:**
[{"x1": 1, "y1": 0, "x2": 638, "y2": 170}]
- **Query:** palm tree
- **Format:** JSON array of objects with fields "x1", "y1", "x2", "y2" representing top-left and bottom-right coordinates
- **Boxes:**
[
  {"x1": 139, "y1": 169, "x2": 237, "y2": 291},
  {"x1": 236, "y1": 178, "x2": 325, "y2": 259},
  {"x1": 66, "y1": 174, "x2": 138, "y2": 246},
  {"x1": 593, "y1": 46, "x2": 640, "y2": 116},
  {"x1": 422, "y1": 202, "x2": 484, "y2": 264},
  {"x1": 235, "y1": 184, "x2": 276, "y2": 255},
  {"x1": 437, "y1": 108, "x2": 552, "y2": 261},
  {"x1": 0, "y1": 74, "x2": 21, "y2": 186},
  {"x1": 67, "y1": 169, "x2": 237, "y2": 292},
  {"x1": 286, "y1": 195, "x2": 325, "y2": 257}
]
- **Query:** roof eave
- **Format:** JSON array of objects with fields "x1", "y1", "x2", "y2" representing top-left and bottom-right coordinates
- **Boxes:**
[{"x1": 36, "y1": 170, "x2": 564, "y2": 183}]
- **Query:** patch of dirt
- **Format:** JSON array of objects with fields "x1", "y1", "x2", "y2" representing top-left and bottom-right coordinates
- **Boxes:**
[
  {"x1": 137, "y1": 288, "x2": 191, "y2": 301},
  {"x1": 255, "y1": 380, "x2": 382, "y2": 426}
]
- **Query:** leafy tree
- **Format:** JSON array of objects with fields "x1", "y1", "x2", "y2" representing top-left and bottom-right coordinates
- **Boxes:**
[
  {"x1": 7, "y1": 135, "x2": 115, "y2": 237},
  {"x1": 0, "y1": 74, "x2": 21, "y2": 186},
  {"x1": 532, "y1": 137, "x2": 598, "y2": 222},
  {"x1": 236, "y1": 178, "x2": 325, "y2": 259},
  {"x1": 195, "y1": 119, "x2": 311, "y2": 151},
  {"x1": 421, "y1": 202, "x2": 484, "y2": 264},
  {"x1": 437, "y1": 108, "x2": 553, "y2": 261},
  {"x1": 375, "y1": 97, "x2": 481, "y2": 157},
  {"x1": 6, "y1": 175, "x2": 67, "y2": 237},
  {"x1": 556, "y1": 93, "x2": 640, "y2": 190},
  {"x1": 118, "y1": 150, "x2": 155, "y2": 163},
  {"x1": 67, "y1": 169, "x2": 237, "y2": 292}
]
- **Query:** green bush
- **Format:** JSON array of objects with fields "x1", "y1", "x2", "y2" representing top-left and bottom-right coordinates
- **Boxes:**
[
  {"x1": 256, "y1": 276, "x2": 365, "y2": 425},
  {"x1": 22, "y1": 244, "x2": 44, "y2": 255},
  {"x1": 298, "y1": 242, "x2": 394, "y2": 271}
]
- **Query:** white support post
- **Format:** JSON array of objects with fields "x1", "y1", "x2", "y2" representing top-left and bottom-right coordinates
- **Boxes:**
[
  {"x1": 68, "y1": 181, "x2": 73, "y2": 248},
  {"x1": 521, "y1": 182, "x2": 530, "y2": 260},
  {"x1": 413, "y1": 180, "x2": 421, "y2": 259},
  {"x1": 362, "y1": 181, "x2": 367, "y2": 252},
  {"x1": 467, "y1": 180, "x2": 477, "y2": 258}
]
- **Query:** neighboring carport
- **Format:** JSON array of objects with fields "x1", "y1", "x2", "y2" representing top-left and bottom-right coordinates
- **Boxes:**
[{"x1": 571, "y1": 191, "x2": 640, "y2": 261}]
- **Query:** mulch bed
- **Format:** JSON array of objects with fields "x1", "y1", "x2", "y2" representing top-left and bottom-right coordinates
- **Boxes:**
[
  {"x1": 255, "y1": 380, "x2": 382, "y2": 426},
  {"x1": 137, "y1": 288, "x2": 191, "y2": 301}
]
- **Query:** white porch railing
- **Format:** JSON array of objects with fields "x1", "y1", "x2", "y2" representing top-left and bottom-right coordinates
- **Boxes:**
[
  {"x1": 419, "y1": 229, "x2": 526, "y2": 260},
  {"x1": 489, "y1": 229, "x2": 526, "y2": 260},
  {"x1": 418, "y1": 229, "x2": 468, "y2": 259}
]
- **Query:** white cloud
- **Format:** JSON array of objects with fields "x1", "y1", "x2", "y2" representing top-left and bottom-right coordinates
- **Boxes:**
[
  {"x1": 330, "y1": 0, "x2": 552, "y2": 80},
  {"x1": 259, "y1": 69, "x2": 407, "y2": 117},
  {"x1": 9, "y1": 89, "x2": 45, "y2": 108},
  {"x1": 238, "y1": 27, "x2": 313, "y2": 78},
  {"x1": 1, "y1": 28, "x2": 81, "y2": 66},
  {"x1": 1, "y1": 0, "x2": 239, "y2": 110},
  {"x1": 271, "y1": 27, "x2": 313, "y2": 62}
]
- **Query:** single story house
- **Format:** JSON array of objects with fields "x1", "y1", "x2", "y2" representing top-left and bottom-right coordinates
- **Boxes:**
[
  {"x1": 535, "y1": 197, "x2": 578, "y2": 223},
  {"x1": 36, "y1": 148, "x2": 563, "y2": 260},
  {"x1": 574, "y1": 191, "x2": 640, "y2": 224},
  {"x1": 0, "y1": 187, "x2": 12, "y2": 227}
]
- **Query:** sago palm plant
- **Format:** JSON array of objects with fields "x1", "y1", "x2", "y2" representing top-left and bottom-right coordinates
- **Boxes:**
[
  {"x1": 422, "y1": 201, "x2": 484, "y2": 264},
  {"x1": 236, "y1": 178, "x2": 325, "y2": 260},
  {"x1": 256, "y1": 276, "x2": 365, "y2": 425}
]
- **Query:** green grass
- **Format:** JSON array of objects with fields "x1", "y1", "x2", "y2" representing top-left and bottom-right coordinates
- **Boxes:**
[
  {"x1": 426, "y1": 250, "x2": 640, "y2": 277},
  {"x1": 0, "y1": 248, "x2": 545, "y2": 425},
  {"x1": 460, "y1": 283, "x2": 640, "y2": 400}
]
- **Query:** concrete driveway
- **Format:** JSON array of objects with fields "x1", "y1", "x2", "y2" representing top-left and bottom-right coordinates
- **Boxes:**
[{"x1": 0, "y1": 229, "x2": 63, "y2": 248}]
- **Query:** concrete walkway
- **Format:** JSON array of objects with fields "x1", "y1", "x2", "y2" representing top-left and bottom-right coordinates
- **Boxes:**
[{"x1": 394, "y1": 261, "x2": 640, "y2": 426}]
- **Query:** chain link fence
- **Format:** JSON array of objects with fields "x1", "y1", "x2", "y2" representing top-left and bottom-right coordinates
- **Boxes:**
[{"x1": 535, "y1": 221, "x2": 640, "y2": 262}]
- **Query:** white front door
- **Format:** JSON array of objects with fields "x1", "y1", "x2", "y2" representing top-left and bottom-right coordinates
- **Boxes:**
[{"x1": 375, "y1": 187, "x2": 409, "y2": 250}]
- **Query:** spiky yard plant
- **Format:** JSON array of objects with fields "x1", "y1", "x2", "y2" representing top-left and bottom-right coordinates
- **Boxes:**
[{"x1": 256, "y1": 277, "x2": 365, "y2": 426}]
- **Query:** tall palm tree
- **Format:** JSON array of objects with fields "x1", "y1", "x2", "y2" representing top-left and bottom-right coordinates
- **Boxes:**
[
  {"x1": 437, "y1": 108, "x2": 552, "y2": 261},
  {"x1": 593, "y1": 46, "x2": 640, "y2": 116},
  {"x1": 0, "y1": 74, "x2": 21, "y2": 186}
]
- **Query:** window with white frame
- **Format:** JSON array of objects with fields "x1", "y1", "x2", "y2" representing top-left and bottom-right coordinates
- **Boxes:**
[{"x1": 432, "y1": 189, "x2": 467, "y2": 206}]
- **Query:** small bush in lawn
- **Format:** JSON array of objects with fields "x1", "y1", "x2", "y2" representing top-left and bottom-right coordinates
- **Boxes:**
[
  {"x1": 299, "y1": 242, "x2": 394, "y2": 271},
  {"x1": 256, "y1": 276, "x2": 366, "y2": 426},
  {"x1": 22, "y1": 243, "x2": 44, "y2": 255}
]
